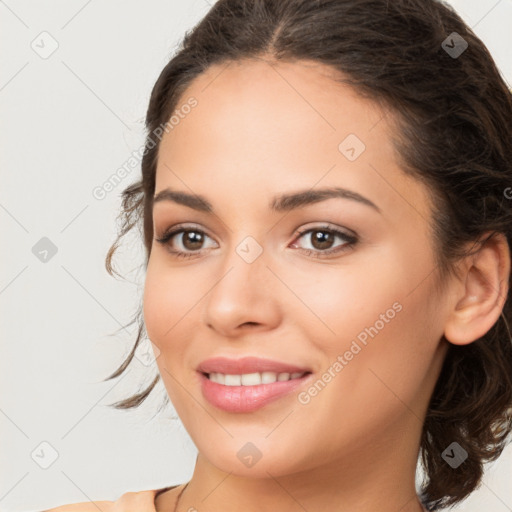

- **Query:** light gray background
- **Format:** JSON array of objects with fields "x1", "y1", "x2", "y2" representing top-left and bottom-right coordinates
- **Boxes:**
[{"x1": 1, "y1": 1, "x2": 511, "y2": 511}]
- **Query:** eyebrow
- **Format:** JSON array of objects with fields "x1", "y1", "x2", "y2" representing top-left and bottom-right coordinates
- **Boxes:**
[{"x1": 153, "y1": 186, "x2": 381, "y2": 213}]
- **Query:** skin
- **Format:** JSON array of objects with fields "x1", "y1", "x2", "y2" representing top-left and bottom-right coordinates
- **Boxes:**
[{"x1": 144, "y1": 58, "x2": 510, "y2": 512}]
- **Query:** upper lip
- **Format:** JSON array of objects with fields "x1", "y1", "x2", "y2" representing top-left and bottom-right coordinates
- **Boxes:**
[{"x1": 197, "y1": 356, "x2": 312, "y2": 375}]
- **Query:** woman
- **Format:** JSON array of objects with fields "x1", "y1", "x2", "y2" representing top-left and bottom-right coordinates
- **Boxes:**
[{"x1": 46, "y1": 0, "x2": 512, "y2": 511}]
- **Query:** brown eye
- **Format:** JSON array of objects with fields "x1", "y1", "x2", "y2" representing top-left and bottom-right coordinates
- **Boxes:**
[
  {"x1": 290, "y1": 225, "x2": 358, "y2": 258},
  {"x1": 155, "y1": 225, "x2": 217, "y2": 259},
  {"x1": 180, "y1": 230, "x2": 205, "y2": 251},
  {"x1": 309, "y1": 230, "x2": 336, "y2": 250}
]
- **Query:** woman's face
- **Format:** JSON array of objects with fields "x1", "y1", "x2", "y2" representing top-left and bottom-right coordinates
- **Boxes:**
[{"x1": 144, "y1": 58, "x2": 450, "y2": 479}]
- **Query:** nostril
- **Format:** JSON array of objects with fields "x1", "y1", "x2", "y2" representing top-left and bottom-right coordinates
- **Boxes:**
[{"x1": 243, "y1": 322, "x2": 259, "y2": 327}]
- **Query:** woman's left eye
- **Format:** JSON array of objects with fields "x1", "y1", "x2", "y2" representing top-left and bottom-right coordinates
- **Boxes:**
[
  {"x1": 290, "y1": 225, "x2": 358, "y2": 258},
  {"x1": 154, "y1": 224, "x2": 358, "y2": 259}
]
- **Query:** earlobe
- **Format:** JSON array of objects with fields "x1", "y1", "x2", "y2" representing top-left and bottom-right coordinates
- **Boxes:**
[{"x1": 444, "y1": 232, "x2": 510, "y2": 346}]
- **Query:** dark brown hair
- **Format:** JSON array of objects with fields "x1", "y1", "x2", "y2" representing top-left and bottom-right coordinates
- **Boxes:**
[{"x1": 102, "y1": 1, "x2": 512, "y2": 510}]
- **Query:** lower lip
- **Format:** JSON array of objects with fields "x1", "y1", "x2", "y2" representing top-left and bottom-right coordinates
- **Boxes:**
[{"x1": 198, "y1": 372, "x2": 312, "y2": 413}]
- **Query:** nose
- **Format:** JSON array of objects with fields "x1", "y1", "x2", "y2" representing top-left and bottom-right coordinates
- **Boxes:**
[{"x1": 200, "y1": 242, "x2": 282, "y2": 338}]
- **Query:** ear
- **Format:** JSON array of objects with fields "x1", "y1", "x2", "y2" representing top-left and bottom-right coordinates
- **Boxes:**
[{"x1": 444, "y1": 231, "x2": 510, "y2": 345}]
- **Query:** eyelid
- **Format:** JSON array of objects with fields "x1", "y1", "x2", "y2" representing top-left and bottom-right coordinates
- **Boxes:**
[
  {"x1": 157, "y1": 222, "x2": 214, "y2": 238},
  {"x1": 291, "y1": 221, "x2": 357, "y2": 240},
  {"x1": 156, "y1": 222, "x2": 218, "y2": 246}
]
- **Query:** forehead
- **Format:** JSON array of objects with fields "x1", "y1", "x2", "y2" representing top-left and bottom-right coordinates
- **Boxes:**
[
  {"x1": 155, "y1": 58, "x2": 434, "y2": 225},
  {"x1": 161, "y1": 58, "x2": 384, "y2": 160}
]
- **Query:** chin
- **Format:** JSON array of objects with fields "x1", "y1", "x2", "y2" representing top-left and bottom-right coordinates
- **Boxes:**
[{"x1": 197, "y1": 436, "x2": 310, "y2": 478}]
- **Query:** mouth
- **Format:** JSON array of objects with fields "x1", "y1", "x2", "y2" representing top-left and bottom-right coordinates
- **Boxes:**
[{"x1": 196, "y1": 358, "x2": 313, "y2": 413}]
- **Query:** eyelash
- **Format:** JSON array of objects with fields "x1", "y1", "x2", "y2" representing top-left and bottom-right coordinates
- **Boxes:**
[{"x1": 154, "y1": 223, "x2": 358, "y2": 260}]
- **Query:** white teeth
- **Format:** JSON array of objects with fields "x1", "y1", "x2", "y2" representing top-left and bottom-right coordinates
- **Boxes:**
[
  {"x1": 210, "y1": 372, "x2": 225, "y2": 384},
  {"x1": 241, "y1": 372, "x2": 261, "y2": 386},
  {"x1": 261, "y1": 371, "x2": 277, "y2": 384},
  {"x1": 224, "y1": 374, "x2": 241, "y2": 386},
  {"x1": 208, "y1": 371, "x2": 307, "y2": 386}
]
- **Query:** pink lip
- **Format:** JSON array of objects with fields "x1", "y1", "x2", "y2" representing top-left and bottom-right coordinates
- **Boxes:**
[
  {"x1": 197, "y1": 356, "x2": 311, "y2": 375},
  {"x1": 196, "y1": 356, "x2": 313, "y2": 413},
  {"x1": 198, "y1": 372, "x2": 313, "y2": 413}
]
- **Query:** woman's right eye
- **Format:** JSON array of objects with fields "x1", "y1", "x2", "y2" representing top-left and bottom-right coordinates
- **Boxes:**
[{"x1": 155, "y1": 226, "x2": 217, "y2": 259}]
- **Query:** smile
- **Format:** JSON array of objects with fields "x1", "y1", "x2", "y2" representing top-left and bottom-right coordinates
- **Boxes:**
[{"x1": 198, "y1": 370, "x2": 313, "y2": 413}]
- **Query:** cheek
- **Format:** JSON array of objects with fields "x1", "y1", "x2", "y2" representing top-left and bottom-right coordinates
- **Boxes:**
[
  {"x1": 143, "y1": 265, "x2": 182, "y2": 355},
  {"x1": 142, "y1": 262, "x2": 166, "y2": 344},
  {"x1": 290, "y1": 276, "x2": 439, "y2": 456},
  {"x1": 143, "y1": 261, "x2": 196, "y2": 404},
  {"x1": 289, "y1": 241, "x2": 439, "y2": 378},
  {"x1": 281, "y1": 249, "x2": 404, "y2": 349},
  {"x1": 143, "y1": 256, "x2": 200, "y2": 346}
]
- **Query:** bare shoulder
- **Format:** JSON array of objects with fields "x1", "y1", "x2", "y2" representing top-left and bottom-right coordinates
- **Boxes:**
[
  {"x1": 43, "y1": 489, "x2": 158, "y2": 512},
  {"x1": 154, "y1": 484, "x2": 188, "y2": 511}
]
